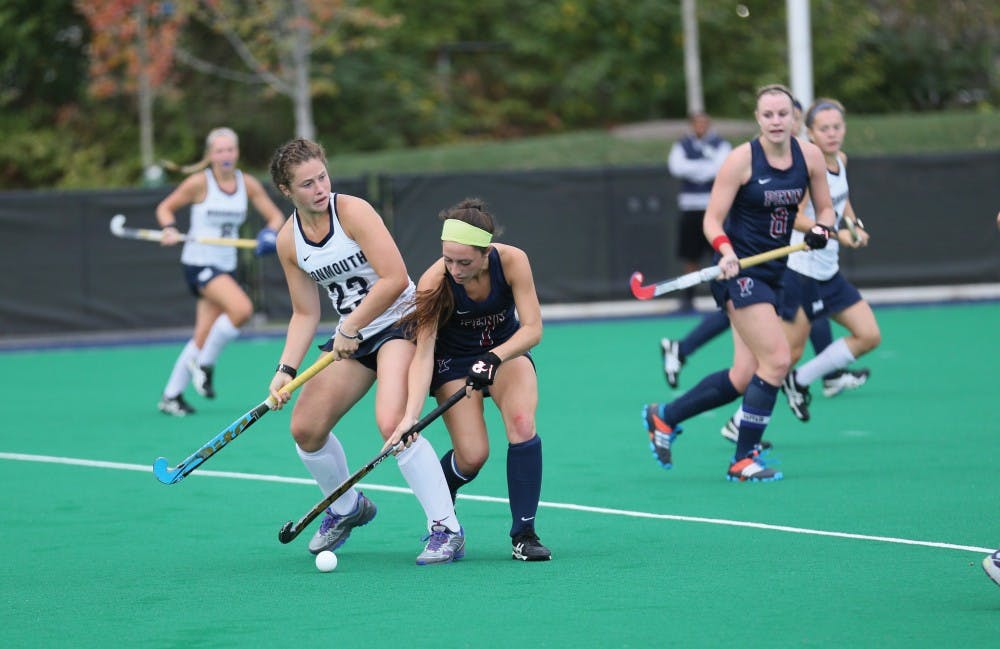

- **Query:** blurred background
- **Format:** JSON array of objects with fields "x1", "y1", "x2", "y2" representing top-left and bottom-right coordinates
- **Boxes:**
[{"x1": 1, "y1": 0, "x2": 998, "y2": 336}]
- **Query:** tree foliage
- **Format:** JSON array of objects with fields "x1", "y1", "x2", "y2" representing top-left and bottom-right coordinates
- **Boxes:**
[{"x1": 1, "y1": 0, "x2": 996, "y2": 190}]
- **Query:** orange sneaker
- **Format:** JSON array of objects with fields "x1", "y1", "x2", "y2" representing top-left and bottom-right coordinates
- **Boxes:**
[
  {"x1": 727, "y1": 445, "x2": 782, "y2": 482},
  {"x1": 642, "y1": 404, "x2": 683, "y2": 469}
]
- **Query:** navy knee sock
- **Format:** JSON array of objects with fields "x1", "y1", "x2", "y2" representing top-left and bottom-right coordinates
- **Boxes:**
[
  {"x1": 679, "y1": 310, "x2": 730, "y2": 359},
  {"x1": 440, "y1": 449, "x2": 478, "y2": 503},
  {"x1": 735, "y1": 374, "x2": 780, "y2": 458},
  {"x1": 507, "y1": 436, "x2": 542, "y2": 537},
  {"x1": 661, "y1": 369, "x2": 740, "y2": 427}
]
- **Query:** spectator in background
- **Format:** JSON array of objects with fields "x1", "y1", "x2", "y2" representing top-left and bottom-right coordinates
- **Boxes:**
[{"x1": 667, "y1": 112, "x2": 732, "y2": 311}]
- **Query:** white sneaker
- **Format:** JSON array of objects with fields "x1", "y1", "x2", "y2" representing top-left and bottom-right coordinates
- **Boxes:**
[
  {"x1": 822, "y1": 368, "x2": 870, "y2": 398},
  {"x1": 158, "y1": 394, "x2": 195, "y2": 417},
  {"x1": 720, "y1": 414, "x2": 773, "y2": 449},
  {"x1": 781, "y1": 371, "x2": 811, "y2": 422},
  {"x1": 187, "y1": 358, "x2": 216, "y2": 399},
  {"x1": 984, "y1": 549, "x2": 1000, "y2": 587},
  {"x1": 660, "y1": 338, "x2": 683, "y2": 388},
  {"x1": 416, "y1": 524, "x2": 465, "y2": 565},
  {"x1": 308, "y1": 492, "x2": 377, "y2": 554}
]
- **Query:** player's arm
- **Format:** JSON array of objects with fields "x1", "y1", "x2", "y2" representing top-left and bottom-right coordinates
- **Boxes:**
[
  {"x1": 839, "y1": 199, "x2": 869, "y2": 248},
  {"x1": 269, "y1": 226, "x2": 322, "y2": 408},
  {"x1": 793, "y1": 188, "x2": 814, "y2": 232},
  {"x1": 702, "y1": 143, "x2": 749, "y2": 278},
  {"x1": 488, "y1": 244, "x2": 542, "y2": 363},
  {"x1": 800, "y1": 141, "x2": 837, "y2": 251},
  {"x1": 802, "y1": 142, "x2": 836, "y2": 230},
  {"x1": 386, "y1": 262, "x2": 445, "y2": 450},
  {"x1": 245, "y1": 175, "x2": 287, "y2": 231},
  {"x1": 155, "y1": 173, "x2": 206, "y2": 245}
]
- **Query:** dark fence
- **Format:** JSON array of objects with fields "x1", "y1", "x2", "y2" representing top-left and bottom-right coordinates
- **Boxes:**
[{"x1": 1, "y1": 152, "x2": 998, "y2": 336}]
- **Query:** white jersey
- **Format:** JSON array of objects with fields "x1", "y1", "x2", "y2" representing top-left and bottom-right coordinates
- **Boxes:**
[
  {"x1": 181, "y1": 169, "x2": 248, "y2": 271},
  {"x1": 787, "y1": 156, "x2": 849, "y2": 280},
  {"x1": 293, "y1": 193, "x2": 415, "y2": 338}
]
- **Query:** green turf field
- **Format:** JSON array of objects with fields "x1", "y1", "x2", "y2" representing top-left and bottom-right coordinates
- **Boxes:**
[{"x1": 2, "y1": 302, "x2": 998, "y2": 648}]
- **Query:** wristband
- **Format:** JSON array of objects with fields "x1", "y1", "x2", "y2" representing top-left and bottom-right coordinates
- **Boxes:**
[
  {"x1": 276, "y1": 363, "x2": 298, "y2": 379},
  {"x1": 711, "y1": 235, "x2": 731, "y2": 253},
  {"x1": 336, "y1": 324, "x2": 363, "y2": 341},
  {"x1": 161, "y1": 223, "x2": 179, "y2": 231}
]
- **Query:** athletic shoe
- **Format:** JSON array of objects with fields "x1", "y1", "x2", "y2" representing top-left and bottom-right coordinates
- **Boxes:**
[
  {"x1": 188, "y1": 360, "x2": 216, "y2": 399},
  {"x1": 983, "y1": 549, "x2": 1000, "y2": 587},
  {"x1": 720, "y1": 415, "x2": 773, "y2": 450},
  {"x1": 158, "y1": 394, "x2": 195, "y2": 417},
  {"x1": 416, "y1": 524, "x2": 466, "y2": 565},
  {"x1": 308, "y1": 492, "x2": 377, "y2": 555},
  {"x1": 781, "y1": 371, "x2": 812, "y2": 422},
  {"x1": 822, "y1": 368, "x2": 871, "y2": 398},
  {"x1": 642, "y1": 404, "x2": 683, "y2": 469},
  {"x1": 727, "y1": 445, "x2": 783, "y2": 482},
  {"x1": 660, "y1": 338, "x2": 683, "y2": 388},
  {"x1": 512, "y1": 529, "x2": 552, "y2": 561}
]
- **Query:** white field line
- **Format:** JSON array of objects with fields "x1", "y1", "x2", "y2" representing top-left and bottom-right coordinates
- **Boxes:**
[{"x1": 1, "y1": 452, "x2": 992, "y2": 554}]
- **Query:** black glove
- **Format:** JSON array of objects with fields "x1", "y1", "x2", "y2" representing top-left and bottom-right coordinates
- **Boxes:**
[
  {"x1": 467, "y1": 352, "x2": 502, "y2": 389},
  {"x1": 804, "y1": 224, "x2": 834, "y2": 250}
]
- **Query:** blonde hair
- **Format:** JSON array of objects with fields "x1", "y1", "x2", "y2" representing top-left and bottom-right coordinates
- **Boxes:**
[{"x1": 161, "y1": 127, "x2": 239, "y2": 175}]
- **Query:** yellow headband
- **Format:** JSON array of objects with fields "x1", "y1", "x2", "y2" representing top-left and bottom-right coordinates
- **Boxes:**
[{"x1": 441, "y1": 219, "x2": 492, "y2": 247}]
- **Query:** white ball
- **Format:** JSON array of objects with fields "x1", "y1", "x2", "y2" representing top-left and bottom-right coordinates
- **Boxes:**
[{"x1": 315, "y1": 550, "x2": 338, "y2": 572}]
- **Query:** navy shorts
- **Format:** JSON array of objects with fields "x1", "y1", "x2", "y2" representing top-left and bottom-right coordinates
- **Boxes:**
[
  {"x1": 710, "y1": 272, "x2": 782, "y2": 313},
  {"x1": 183, "y1": 264, "x2": 234, "y2": 297},
  {"x1": 319, "y1": 322, "x2": 410, "y2": 372},
  {"x1": 779, "y1": 269, "x2": 863, "y2": 323},
  {"x1": 430, "y1": 351, "x2": 535, "y2": 394}
]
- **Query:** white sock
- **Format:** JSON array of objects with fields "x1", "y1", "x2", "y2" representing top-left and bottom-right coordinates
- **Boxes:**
[
  {"x1": 164, "y1": 340, "x2": 199, "y2": 398},
  {"x1": 296, "y1": 434, "x2": 358, "y2": 515},
  {"x1": 397, "y1": 437, "x2": 461, "y2": 533},
  {"x1": 197, "y1": 314, "x2": 240, "y2": 367},
  {"x1": 796, "y1": 337, "x2": 856, "y2": 386}
]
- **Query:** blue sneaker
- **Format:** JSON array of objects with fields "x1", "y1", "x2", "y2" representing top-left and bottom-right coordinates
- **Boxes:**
[
  {"x1": 642, "y1": 404, "x2": 683, "y2": 469},
  {"x1": 308, "y1": 491, "x2": 377, "y2": 554}
]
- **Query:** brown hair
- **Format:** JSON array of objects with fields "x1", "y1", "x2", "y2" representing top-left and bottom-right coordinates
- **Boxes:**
[
  {"x1": 401, "y1": 198, "x2": 500, "y2": 338},
  {"x1": 161, "y1": 127, "x2": 238, "y2": 175},
  {"x1": 754, "y1": 83, "x2": 796, "y2": 108},
  {"x1": 805, "y1": 97, "x2": 846, "y2": 129},
  {"x1": 269, "y1": 138, "x2": 328, "y2": 191}
]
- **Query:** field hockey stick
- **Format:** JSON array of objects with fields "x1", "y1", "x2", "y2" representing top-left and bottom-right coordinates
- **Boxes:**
[
  {"x1": 109, "y1": 214, "x2": 258, "y2": 249},
  {"x1": 152, "y1": 352, "x2": 337, "y2": 485},
  {"x1": 277, "y1": 385, "x2": 470, "y2": 544},
  {"x1": 842, "y1": 212, "x2": 861, "y2": 244},
  {"x1": 629, "y1": 242, "x2": 808, "y2": 300}
]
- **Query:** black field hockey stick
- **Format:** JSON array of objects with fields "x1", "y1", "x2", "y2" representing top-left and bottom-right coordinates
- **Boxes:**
[
  {"x1": 629, "y1": 242, "x2": 808, "y2": 300},
  {"x1": 277, "y1": 385, "x2": 470, "y2": 544},
  {"x1": 110, "y1": 214, "x2": 257, "y2": 249},
  {"x1": 152, "y1": 352, "x2": 337, "y2": 485}
]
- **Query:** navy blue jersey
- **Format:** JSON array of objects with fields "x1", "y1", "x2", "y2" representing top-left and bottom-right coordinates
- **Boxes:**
[
  {"x1": 435, "y1": 247, "x2": 520, "y2": 357},
  {"x1": 722, "y1": 137, "x2": 809, "y2": 284}
]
